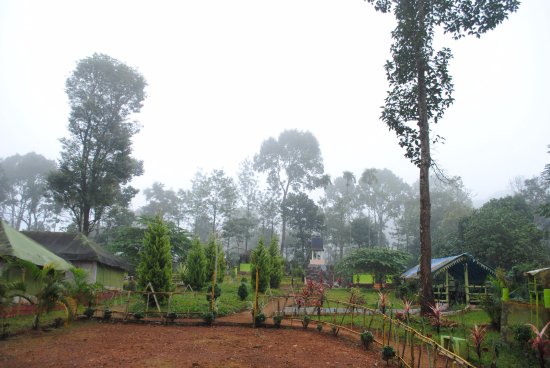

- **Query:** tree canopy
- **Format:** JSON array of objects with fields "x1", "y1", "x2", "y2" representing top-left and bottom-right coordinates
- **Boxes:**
[
  {"x1": 254, "y1": 129, "x2": 329, "y2": 255},
  {"x1": 48, "y1": 53, "x2": 146, "y2": 235},
  {"x1": 336, "y1": 247, "x2": 411, "y2": 281}
]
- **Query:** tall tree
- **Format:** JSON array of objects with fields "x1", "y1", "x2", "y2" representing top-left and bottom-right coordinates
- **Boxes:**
[
  {"x1": 237, "y1": 158, "x2": 259, "y2": 251},
  {"x1": 282, "y1": 192, "x2": 325, "y2": 261},
  {"x1": 254, "y1": 129, "x2": 329, "y2": 255},
  {"x1": 359, "y1": 168, "x2": 410, "y2": 247},
  {"x1": 0, "y1": 153, "x2": 56, "y2": 230},
  {"x1": 366, "y1": 0, "x2": 519, "y2": 315},
  {"x1": 140, "y1": 182, "x2": 180, "y2": 223},
  {"x1": 48, "y1": 53, "x2": 146, "y2": 235}
]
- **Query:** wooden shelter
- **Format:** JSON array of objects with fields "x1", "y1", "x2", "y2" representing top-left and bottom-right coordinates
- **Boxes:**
[
  {"x1": 0, "y1": 221, "x2": 72, "y2": 293},
  {"x1": 24, "y1": 231, "x2": 129, "y2": 289},
  {"x1": 401, "y1": 253, "x2": 495, "y2": 305}
]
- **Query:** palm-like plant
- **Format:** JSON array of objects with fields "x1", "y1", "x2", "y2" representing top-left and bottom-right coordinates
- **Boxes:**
[
  {"x1": 528, "y1": 322, "x2": 550, "y2": 368},
  {"x1": 0, "y1": 280, "x2": 27, "y2": 338},
  {"x1": 68, "y1": 268, "x2": 101, "y2": 314},
  {"x1": 28, "y1": 262, "x2": 72, "y2": 330},
  {"x1": 470, "y1": 324, "x2": 487, "y2": 361}
]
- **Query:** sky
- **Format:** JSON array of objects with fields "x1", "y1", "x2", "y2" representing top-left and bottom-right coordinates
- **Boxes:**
[{"x1": 1, "y1": 0, "x2": 549, "y2": 209}]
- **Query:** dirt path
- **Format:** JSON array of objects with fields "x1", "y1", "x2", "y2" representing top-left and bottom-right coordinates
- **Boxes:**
[{"x1": 0, "y1": 322, "x2": 386, "y2": 368}]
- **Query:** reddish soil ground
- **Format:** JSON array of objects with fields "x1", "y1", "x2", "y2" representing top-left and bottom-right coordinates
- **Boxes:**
[{"x1": 0, "y1": 322, "x2": 390, "y2": 368}]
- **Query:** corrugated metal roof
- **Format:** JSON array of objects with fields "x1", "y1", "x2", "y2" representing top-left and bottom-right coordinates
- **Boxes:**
[
  {"x1": 401, "y1": 253, "x2": 494, "y2": 280},
  {"x1": 0, "y1": 221, "x2": 72, "y2": 271}
]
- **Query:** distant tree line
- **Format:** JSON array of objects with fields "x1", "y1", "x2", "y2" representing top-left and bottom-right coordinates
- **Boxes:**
[{"x1": 1, "y1": 52, "x2": 549, "y2": 274}]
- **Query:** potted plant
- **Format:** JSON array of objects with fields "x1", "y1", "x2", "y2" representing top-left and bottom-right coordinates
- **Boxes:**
[
  {"x1": 133, "y1": 311, "x2": 144, "y2": 321},
  {"x1": 202, "y1": 311, "x2": 216, "y2": 326},
  {"x1": 331, "y1": 325, "x2": 339, "y2": 336},
  {"x1": 84, "y1": 307, "x2": 95, "y2": 319},
  {"x1": 382, "y1": 345, "x2": 396, "y2": 365},
  {"x1": 103, "y1": 308, "x2": 112, "y2": 320},
  {"x1": 165, "y1": 312, "x2": 178, "y2": 324},
  {"x1": 254, "y1": 312, "x2": 266, "y2": 326},
  {"x1": 273, "y1": 314, "x2": 283, "y2": 328},
  {"x1": 302, "y1": 314, "x2": 311, "y2": 329},
  {"x1": 316, "y1": 323, "x2": 323, "y2": 333}
]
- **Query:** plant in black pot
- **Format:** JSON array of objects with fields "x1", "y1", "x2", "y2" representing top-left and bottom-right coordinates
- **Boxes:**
[
  {"x1": 202, "y1": 311, "x2": 216, "y2": 326},
  {"x1": 382, "y1": 345, "x2": 396, "y2": 365},
  {"x1": 253, "y1": 312, "x2": 266, "y2": 327},
  {"x1": 133, "y1": 311, "x2": 144, "y2": 321},
  {"x1": 273, "y1": 314, "x2": 283, "y2": 328},
  {"x1": 84, "y1": 307, "x2": 95, "y2": 319},
  {"x1": 165, "y1": 312, "x2": 178, "y2": 324},
  {"x1": 302, "y1": 315, "x2": 311, "y2": 329},
  {"x1": 103, "y1": 308, "x2": 112, "y2": 320}
]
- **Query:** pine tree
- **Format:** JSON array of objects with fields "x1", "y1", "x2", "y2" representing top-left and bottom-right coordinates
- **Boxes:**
[
  {"x1": 251, "y1": 238, "x2": 270, "y2": 293},
  {"x1": 186, "y1": 238, "x2": 207, "y2": 290},
  {"x1": 205, "y1": 236, "x2": 226, "y2": 284},
  {"x1": 137, "y1": 216, "x2": 173, "y2": 302},
  {"x1": 268, "y1": 236, "x2": 284, "y2": 289}
]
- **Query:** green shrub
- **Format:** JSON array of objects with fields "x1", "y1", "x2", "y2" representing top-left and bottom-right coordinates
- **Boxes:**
[
  {"x1": 511, "y1": 324, "x2": 533, "y2": 346},
  {"x1": 254, "y1": 312, "x2": 266, "y2": 326},
  {"x1": 360, "y1": 330, "x2": 374, "y2": 350},
  {"x1": 206, "y1": 284, "x2": 221, "y2": 302},
  {"x1": 205, "y1": 236, "x2": 226, "y2": 284},
  {"x1": 53, "y1": 317, "x2": 64, "y2": 328},
  {"x1": 103, "y1": 308, "x2": 112, "y2": 320},
  {"x1": 202, "y1": 311, "x2": 216, "y2": 325},
  {"x1": 123, "y1": 278, "x2": 137, "y2": 291},
  {"x1": 302, "y1": 315, "x2": 311, "y2": 328},
  {"x1": 316, "y1": 323, "x2": 323, "y2": 333},
  {"x1": 251, "y1": 239, "x2": 271, "y2": 293},
  {"x1": 133, "y1": 311, "x2": 144, "y2": 320},
  {"x1": 273, "y1": 314, "x2": 283, "y2": 328},
  {"x1": 84, "y1": 307, "x2": 95, "y2": 319},
  {"x1": 238, "y1": 282, "x2": 248, "y2": 301},
  {"x1": 186, "y1": 238, "x2": 207, "y2": 290},
  {"x1": 268, "y1": 236, "x2": 284, "y2": 289},
  {"x1": 382, "y1": 345, "x2": 396, "y2": 363}
]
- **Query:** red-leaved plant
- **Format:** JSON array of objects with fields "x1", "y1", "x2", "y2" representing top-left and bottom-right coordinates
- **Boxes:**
[
  {"x1": 528, "y1": 322, "x2": 550, "y2": 368},
  {"x1": 470, "y1": 324, "x2": 487, "y2": 361},
  {"x1": 429, "y1": 303, "x2": 443, "y2": 334},
  {"x1": 378, "y1": 292, "x2": 390, "y2": 315},
  {"x1": 402, "y1": 299, "x2": 413, "y2": 323}
]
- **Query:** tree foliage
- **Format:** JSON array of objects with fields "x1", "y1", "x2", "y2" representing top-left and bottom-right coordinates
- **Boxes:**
[
  {"x1": 185, "y1": 238, "x2": 207, "y2": 290},
  {"x1": 282, "y1": 192, "x2": 325, "y2": 260},
  {"x1": 335, "y1": 247, "x2": 410, "y2": 281},
  {"x1": 0, "y1": 153, "x2": 57, "y2": 230},
  {"x1": 268, "y1": 236, "x2": 284, "y2": 289},
  {"x1": 254, "y1": 129, "x2": 329, "y2": 255},
  {"x1": 48, "y1": 53, "x2": 146, "y2": 235},
  {"x1": 251, "y1": 238, "x2": 270, "y2": 293},
  {"x1": 457, "y1": 196, "x2": 547, "y2": 270},
  {"x1": 137, "y1": 216, "x2": 173, "y2": 298},
  {"x1": 205, "y1": 236, "x2": 226, "y2": 284},
  {"x1": 366, "y1": 0, "x2": 519, "y2": 314}
]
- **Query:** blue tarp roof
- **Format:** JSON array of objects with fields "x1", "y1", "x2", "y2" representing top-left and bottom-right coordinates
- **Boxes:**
[{"x1": 401, "y1": 253, "x2": 494, "y2": 282}]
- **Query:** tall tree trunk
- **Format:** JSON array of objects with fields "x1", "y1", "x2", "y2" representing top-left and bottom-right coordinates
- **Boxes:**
[
  {"x1": 83, "y1": 206, "x2": 91, "y2": 235},
  {"x1": 417, "y1": 0, "x2": 435, "y2": 316}
]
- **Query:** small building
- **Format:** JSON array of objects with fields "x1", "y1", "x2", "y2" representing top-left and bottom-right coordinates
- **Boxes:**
[
  {"x1": 310, "y1": 236, "x2": 325, "y2": 266},
  {"x1": 0, "y1": 221, "x2": 72, "y2": 293},
  {"x1": 401, "y1": 253, "x2": 495, "y2": 305},
  {"x1": 24, "y1": 231, "x2": 130, "y2": 289}
]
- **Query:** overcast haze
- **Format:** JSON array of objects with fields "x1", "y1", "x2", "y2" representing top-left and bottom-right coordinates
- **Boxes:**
[{"x1": 1, "y1": 0, "x2": 549, "y2": 208}]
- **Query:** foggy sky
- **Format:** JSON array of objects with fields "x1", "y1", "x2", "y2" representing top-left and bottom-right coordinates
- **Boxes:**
[{"x1": 1, "y1": 0, "x2": 549, "y2": 208}]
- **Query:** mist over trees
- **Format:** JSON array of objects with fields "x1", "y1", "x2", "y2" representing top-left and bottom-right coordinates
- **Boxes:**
[{"x1": 2, "y1": 50, "x2": 549, "y2": 286}]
